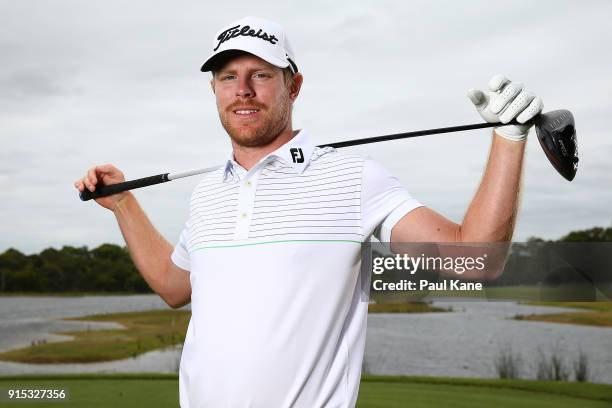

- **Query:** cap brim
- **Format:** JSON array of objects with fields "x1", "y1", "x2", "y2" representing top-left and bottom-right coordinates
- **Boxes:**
[{"x1": 200, "y1": 48, "x2": 290, "y2": 72}]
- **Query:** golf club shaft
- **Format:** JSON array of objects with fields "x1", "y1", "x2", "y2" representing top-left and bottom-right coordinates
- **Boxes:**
[
  {"x1": 78, "y1": 120, "x2": 510, "y2": 201},
  {"x1": 322, "y1": 121, "x2": 499, "y2": 149}
]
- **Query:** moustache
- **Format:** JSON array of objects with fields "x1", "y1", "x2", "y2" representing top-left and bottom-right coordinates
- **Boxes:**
[{"x1": 226, "y1": 101, "x2": 267, "y2": 112}]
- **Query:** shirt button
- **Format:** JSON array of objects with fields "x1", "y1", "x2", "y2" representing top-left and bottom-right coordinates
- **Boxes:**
[
  {"x1": 245, "y1": 180, "x2": 252, "y2": 187},
  {"x1": 241, "y1": 212, "x2": 248, "y2": 219}
]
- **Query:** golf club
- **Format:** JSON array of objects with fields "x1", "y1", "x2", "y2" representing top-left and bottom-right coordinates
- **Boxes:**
[{"x1": 79, "y1": 109, "x2": 578, "y2": 202}]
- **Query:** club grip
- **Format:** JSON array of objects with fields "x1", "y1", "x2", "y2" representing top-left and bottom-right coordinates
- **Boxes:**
[{"x1": 79, "y1": 173, "x2": 170, "y2": 201}]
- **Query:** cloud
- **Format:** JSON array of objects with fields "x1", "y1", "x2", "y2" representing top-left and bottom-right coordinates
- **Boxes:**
[{"x1": 1, "y1": 0, "x2": 611, "y2": 253}]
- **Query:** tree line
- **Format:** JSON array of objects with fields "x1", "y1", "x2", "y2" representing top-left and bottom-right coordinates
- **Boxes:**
[
  {"x1": 493, "y1": 225, "x2": 612, "y2": 287},
  {"x1": 0, "y1": 224, "x2": 610, "y2": 293},
  {"x1": 0, "y1": 244, "x2": 152, "y2": 293}
]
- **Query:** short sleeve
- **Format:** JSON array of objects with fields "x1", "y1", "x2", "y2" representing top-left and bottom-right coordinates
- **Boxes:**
[
  {"x1": 171, "y1": 221, "x2": 191, "y2": 272},
  {"x1": 361, "y1": 157, "x2": 424, "y2": 242}
]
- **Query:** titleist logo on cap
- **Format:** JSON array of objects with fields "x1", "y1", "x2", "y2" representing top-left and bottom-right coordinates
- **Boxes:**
[{"x1": 214, "y1": 24, "x2": 279, "y2": 51}]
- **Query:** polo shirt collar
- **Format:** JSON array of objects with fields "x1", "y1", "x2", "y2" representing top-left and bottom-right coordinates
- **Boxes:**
[{"x1": 223, "y1": 129, "x2": 314, "y2": 182}]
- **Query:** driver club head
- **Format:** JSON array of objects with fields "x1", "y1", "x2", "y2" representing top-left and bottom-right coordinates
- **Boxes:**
[{"x1": 534, "y1": 110, "x2": 579, "y2": 181}]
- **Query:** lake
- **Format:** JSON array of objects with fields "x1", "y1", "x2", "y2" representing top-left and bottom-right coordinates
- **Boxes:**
[{"x1": 0, "y1": 295, "x2": 610, "y2": 383}]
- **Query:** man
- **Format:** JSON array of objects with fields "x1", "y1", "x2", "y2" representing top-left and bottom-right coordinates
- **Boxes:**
[{"x1": 74, "y1": 16, "x2": 543, "y2": 408}]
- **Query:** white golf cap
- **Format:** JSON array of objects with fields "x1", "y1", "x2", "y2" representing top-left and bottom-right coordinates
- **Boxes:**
[{"x1": 200, "y1": 16, "x2": 298, "y2": 74}]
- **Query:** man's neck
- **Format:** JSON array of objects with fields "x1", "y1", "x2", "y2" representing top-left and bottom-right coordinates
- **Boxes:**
[{"x1": 232, "y1": 127, "x2": 298, "y2": 170}]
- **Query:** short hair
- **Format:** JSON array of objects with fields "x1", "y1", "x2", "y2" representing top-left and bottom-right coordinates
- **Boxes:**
[{"x1": 281, "y1": 67, "x2": 297, "y2": 89}]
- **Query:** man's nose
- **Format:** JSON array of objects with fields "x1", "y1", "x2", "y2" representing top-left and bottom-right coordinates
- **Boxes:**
[{"x1": 236, "y1": 77, "x2": 254, "y2": 98}]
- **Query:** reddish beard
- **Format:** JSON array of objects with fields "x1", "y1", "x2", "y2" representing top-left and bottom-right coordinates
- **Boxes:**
[{"x1": 218, "y1": 92, "x2": 291, "y2": 148}]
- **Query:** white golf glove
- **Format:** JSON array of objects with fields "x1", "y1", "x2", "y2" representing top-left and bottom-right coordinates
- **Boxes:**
[{"x1": 467, "y1": 74, "x2": 543, "y2": 141}]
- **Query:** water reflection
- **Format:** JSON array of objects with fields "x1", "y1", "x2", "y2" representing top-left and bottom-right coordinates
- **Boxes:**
[
  {"x1": 365, "y1": 300, "x2": 612, "y2": 383},
  {"x1": 0, "y1": 296, "x2": 610, "y2": 384}
]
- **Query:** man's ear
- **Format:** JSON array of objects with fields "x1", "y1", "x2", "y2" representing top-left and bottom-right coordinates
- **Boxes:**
[
  {"x1": 210, "y1": 77, "x2": 215, "y2": 94},
  {"x1": 290, "y1": 73, "x2": 304, "y2": 101}
]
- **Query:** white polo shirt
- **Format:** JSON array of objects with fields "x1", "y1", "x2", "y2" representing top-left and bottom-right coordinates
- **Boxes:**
[{"x1": 171, "y1": 129, "x2": 422, "y2": 408}]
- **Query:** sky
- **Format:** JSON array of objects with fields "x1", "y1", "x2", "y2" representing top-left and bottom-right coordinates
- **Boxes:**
[{"x1": 1, "y1": 0, "x2": 611, "y2": 254}]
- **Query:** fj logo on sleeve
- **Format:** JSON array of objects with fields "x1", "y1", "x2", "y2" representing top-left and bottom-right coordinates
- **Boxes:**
[{"x1": 290, "y1": 148, "x2": 304, "y2": 163}]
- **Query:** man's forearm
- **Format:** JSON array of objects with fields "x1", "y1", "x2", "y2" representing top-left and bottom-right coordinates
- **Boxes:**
[
  {"x1": 459, "y1": 131, "x2": 526, "y2": 242},
  {"x1": 112, "y1": 192, "x2": 174, "y2": 298}
]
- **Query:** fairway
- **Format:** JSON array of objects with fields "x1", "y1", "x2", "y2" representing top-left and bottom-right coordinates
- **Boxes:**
[
  {"x1": 357, "y1": 381, "x2": 611, "y2": 408},
  {"x1": 1, "y1": 374, "x2": 611, "y2": 407}
]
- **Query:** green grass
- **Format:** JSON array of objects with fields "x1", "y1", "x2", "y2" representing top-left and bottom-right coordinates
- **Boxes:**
[
  {"x1": 0, "y1": 374, "x2": 177, "y2": 407},
  {"x1": 0, "y1": 310, "x2": 190, "y2": 364},
  {"x1": 0, "y1": 292, "x2": 155, "y2": 297},
  {"x1": 359, "y1": 376, "x2": 612, "y2": 406},
  {"x1": 514, "y1": 301, "x2": 612, "y2": 327},
  {"x1": 0, "y1": 374, "x2": 610, "y2": 407},
  {"x1": 524, "y1": 301, "x2": 612, "y2": 312},
  {"x1": 368, "y1": 302, "x2": 449, "y2": 313},
  {"x1": 357, "y1": 381, "x2": 610, "y2": 408},
  {"x1": 428, "y1": 285, "x2": 540, "y2": 299},
  {"x1": 370, "y1": 285, "x2": 581, "y2": 301}
]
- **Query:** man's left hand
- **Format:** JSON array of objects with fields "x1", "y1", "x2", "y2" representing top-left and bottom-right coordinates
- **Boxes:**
[{"x1": 467, "y1": 74, "x2": 544, "y2": 142}]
